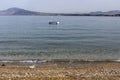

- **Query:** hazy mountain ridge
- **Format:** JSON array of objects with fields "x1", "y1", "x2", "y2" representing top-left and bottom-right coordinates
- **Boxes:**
[
  {"x1": 0, "y1": 7, "x2": 52, "y2": 16},
  {"x1": 89, "y1": 10, "x2": 120, "y2": 16},
  {"x1": 0, "y1": 7, "x2": 120, "y2": 16}
]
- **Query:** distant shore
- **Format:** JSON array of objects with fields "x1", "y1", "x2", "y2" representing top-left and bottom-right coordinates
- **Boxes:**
[
  {"x1": 0, "y1": 7, "x2": 120, "y2": 16},
  {"x1": 0, "y1": 61, "x2": 120, "y2": 80}
]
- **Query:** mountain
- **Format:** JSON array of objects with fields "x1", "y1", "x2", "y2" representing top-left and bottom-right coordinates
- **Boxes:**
[
  {"x1": 89, "y1": 10, "x2": 120, "y2": 16},
  {"x1": 0, "y1": 7, "x2": 55, "y2": 16},
  {"x1": 0, "y1": 7, "x2": 120, "y2": 16},
  {"x1": 0, "y1": 7, "x2": 84, "y2": 16}
]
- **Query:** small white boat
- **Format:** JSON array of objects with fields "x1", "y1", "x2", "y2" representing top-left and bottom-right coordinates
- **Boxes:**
[{"x1": 49, "y1": 21, "x2": 60, "y2": 25}]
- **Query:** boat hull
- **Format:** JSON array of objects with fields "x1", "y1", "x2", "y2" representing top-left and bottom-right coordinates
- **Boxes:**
[{"x1": 49, "y1": 22, "x2": 59, "y2": 25}]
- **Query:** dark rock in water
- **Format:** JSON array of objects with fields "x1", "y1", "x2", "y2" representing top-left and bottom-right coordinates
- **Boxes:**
[{"x1": 1, "y1": 64, "x2": 6, "y2": 66}]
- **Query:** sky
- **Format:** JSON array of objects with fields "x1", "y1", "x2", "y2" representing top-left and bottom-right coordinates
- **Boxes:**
[{"x1": 0, "y1": 0, "x2": 120, "y2": 13}]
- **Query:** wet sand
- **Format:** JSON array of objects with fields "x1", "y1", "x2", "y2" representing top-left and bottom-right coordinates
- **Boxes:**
[{"x1": 0, "y1": 61, "x2": 120, "y2": 80}]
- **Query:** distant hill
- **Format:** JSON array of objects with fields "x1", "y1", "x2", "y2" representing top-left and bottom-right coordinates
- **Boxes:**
[
  {"x1": 89, "y1": 10, "x2": 120, "y2": 16},
  {"x1": 0, "y1": 7, "x2": 120, "y2": 16},
  {"x1": 0, "y1": 7, "x2": 85, "y2": 16},
  {"x1": 0, "y1": 7, "x2": 55, "y2": 16}
]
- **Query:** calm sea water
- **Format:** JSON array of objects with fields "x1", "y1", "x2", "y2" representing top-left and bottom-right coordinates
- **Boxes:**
[{"x1": 0, "y1": 16, "x2": 120, "y2": 60}]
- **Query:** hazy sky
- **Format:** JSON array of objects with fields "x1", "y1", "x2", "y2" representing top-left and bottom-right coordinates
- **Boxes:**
[{"x1": 0, "y1": 0, "x2": 120, "y2": 13}]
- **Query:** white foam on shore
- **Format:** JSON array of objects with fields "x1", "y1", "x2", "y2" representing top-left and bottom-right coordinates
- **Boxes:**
[
  {"x1": 113, "y1": 60, "x2": 120, "y2": 62},
  {"x1": 0, "y1": 59, "x2": 120, "y2": 63},
  {"x1": 0, "y1": 60, "x2": 47, "y2": 63}
]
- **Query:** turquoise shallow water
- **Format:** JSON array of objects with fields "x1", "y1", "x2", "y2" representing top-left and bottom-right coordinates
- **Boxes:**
[{"x1": 0, "y1": 16, "x2": 120, "y2": 60}]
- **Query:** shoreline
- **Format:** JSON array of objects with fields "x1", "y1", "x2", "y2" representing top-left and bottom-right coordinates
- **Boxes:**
[{"x1": 0, "y1": 59, "x2": 120, "y2": 66}]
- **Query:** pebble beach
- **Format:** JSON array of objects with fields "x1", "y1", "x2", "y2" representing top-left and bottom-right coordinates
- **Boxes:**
[{"x1": 0, "y1": 62, "x2": 120, "y2": 80}]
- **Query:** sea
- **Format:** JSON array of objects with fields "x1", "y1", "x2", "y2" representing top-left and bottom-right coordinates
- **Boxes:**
[{"x1": 0, "y1": 16, "x2": 120, "y2": 62}]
